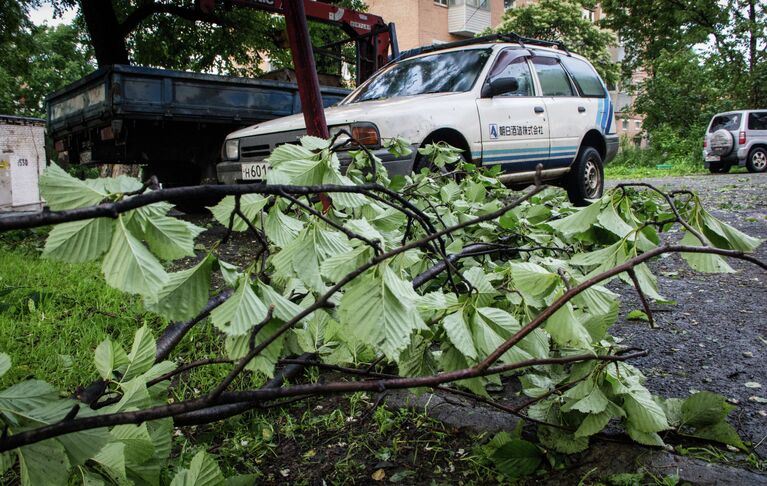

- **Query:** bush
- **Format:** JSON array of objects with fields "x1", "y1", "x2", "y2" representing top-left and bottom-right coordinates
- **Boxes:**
[{"x1": 607, "y1": 124, "x2": 707, "y2": 178}]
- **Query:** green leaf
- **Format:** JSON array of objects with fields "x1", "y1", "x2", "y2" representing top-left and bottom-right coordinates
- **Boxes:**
[
  {"x1": 538, "y1": 425, "x2": 589, "y2": 454},
  {"x1": 338, "y1": 266, "x2": 426, "y2": 360},
  {"x1": 111, "y1": 423, "x2": 155, "y2": 465},
  {"x1": 92, "y1": 442, "x2": 127, "y2": 481},
  {"x1": 225, "y1": 320, "x2": 285, "y2": 378},
  {"x1": 94, "y1": 339, "x2": 115, "y2": 380},
  {"x1": 681, "y1": 392, "x2": 729, "y2": 427},
  {"x1": 685, "y1": 421, "x2": 745, "y2": 449},
  {"x1": 547, "y1": 198, "x2": 602, "y2": 236},
  {"x1": 209, "y1": 195, "x2": 269, "y2": 232},
  {"x1": 597, "y1": 202, "x2": 635, "y2": 238},
  {"x1": 626, "y1": 426, "x2": 665, "y2": 447},
  {"x1": 442, "y1": 310, "x2": 477, "y2": 360},
  {"x1": 145, "y1": 255, "x2": 213, "y2": 321},
  {"x1": 680, "y1": 232, "x2": 734, "y2": 273},
  {"x1": 566, "y1": 386, "x2": 610, "y2": 414},
  {"x1": 574, "y1": 411, "x2": 612, "y2": 437},
  {"x1": 39, "y1": 163, "x2": 107, "y2": 210},
  {"x1": 398, "y1": 335, "x2": 439, "y2": 377},
  {"x1": 122, "y1": 325, "x2": 157, "y2": 382},
  {"x1": 171, "y1": 450, "x2": 225, "y2": 486},
  {"x1": 544, "y1": 303, "x2": 593, "y2": 349},
  {"x1": 626, "y1": 310, "x2": 649, "y2": 322},
  {"x1": 490, "y1": 439, "x2": 543, "y2": 479},
  {"x1": 0, "y1": 353, "x2": 10, "y2": 378},
  {"x1": 510, "y1": 262, "x2": 559, "y2": 299},
  {"x1": 623, "y1": 384, "x2": 669, "y2": 433},
  {"x1": 218, "y1": 260, "x2": 242, "y2": 288},
  {"x1": 19, "y1": 439, "x2": 70, "y2": 486},
  {"x1": 102, "y1": 217, "x2": 167, "y2": 296},
  {"x1": 463, "y1": 267, "x2": 498, "y2": 306},
  {"x1": 0, "y1": 380, "x2": 58, "y2": 420},
  {"x1": 211, "y1": 277, "x2": 268, "y2": 336},
  {"x1": 264, "y1": 205, "x2": 304, "y2": 248},
  {"x1": 143, "y1": 215, "x2": 200, "y2": 261},
  {"x1": 42, "y1": 218, "x2": 114, "y2": 263}
]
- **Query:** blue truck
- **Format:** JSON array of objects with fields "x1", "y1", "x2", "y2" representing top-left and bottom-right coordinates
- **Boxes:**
[{"x1": 46, "y1": 64, "x2": 350, "y2": 186}]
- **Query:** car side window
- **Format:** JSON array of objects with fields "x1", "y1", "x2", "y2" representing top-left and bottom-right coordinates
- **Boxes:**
[
  {"x1": 532, "y1": 57, "x2": 575, "y2": 97},
  {"x1": 489, "y1": 58, "x2": 535, "y2": 97},
  {"x1": 748, "y1": 112, "x2": 767, "y2": 130},
  {"x1": 561, "y1": 56, "x2": 605, "y2": 97}
]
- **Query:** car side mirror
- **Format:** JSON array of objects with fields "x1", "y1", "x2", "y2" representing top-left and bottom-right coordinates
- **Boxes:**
[{"x1": 482, "y1": 77, "x2": 519, "y2": 98}]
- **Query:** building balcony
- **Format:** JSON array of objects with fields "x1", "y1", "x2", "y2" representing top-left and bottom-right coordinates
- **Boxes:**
[{"x1": 448, "y1": 0, "x2": 492, "y2": 37}]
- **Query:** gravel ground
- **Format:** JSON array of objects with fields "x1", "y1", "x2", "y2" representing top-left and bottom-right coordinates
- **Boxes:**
[{"x1": 606, "y1": 173, "x2": 767, "y2": 452}]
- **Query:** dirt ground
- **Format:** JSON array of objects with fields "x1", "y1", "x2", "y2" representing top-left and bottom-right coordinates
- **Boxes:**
[{"x1": 605, "y1": 173, "x2": 767, "y2": 453}]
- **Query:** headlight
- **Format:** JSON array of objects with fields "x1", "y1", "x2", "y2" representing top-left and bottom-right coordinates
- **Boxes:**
[
  {"x1": 223, "y1": 139, "x2": 239, "y2": 161},
  {"x1": 351, "y1": 123, "x2": 380, "y2": 148}
]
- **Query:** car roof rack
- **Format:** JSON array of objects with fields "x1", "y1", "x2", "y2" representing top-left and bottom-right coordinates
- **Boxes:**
[{"x1": 393, "y1": 32, "x2": 571, "y2": 62}]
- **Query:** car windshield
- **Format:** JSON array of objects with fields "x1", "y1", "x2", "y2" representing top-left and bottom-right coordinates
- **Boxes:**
[
  {"x1": 348, "y1": 48, "x2": 492, "y2": 103},
  {"x1": 709, "y1": 113, "x2": 742, "y2": 132}
]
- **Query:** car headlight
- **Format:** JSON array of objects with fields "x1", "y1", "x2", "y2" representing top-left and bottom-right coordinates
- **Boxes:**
[{"x1": 223, "y1": 139, "x2": 239, "y2": 161}]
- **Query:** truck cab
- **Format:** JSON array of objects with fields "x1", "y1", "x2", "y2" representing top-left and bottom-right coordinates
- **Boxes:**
[{"x1": 219, "y1": 36, "x2": 619, "y2": 205}]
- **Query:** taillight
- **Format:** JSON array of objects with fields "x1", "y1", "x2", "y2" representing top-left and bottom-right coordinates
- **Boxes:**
[{"x1": 739, "y1": 131, "x2": 746, "y2": 144}]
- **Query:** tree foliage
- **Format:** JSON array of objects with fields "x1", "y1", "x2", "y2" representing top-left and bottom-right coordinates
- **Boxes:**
[
  {"x1": 0, "y1": 21, "x2": 94, "y2": 118},
  {"x1": 0, "y1": 138, "x2": 762, "y2": 483},
  {"x1": 491, "y1": 0, "x2": 619, "y2": 87},
  {"x1": 601, "y1": 0, "x2": 767, "y2": 112}
]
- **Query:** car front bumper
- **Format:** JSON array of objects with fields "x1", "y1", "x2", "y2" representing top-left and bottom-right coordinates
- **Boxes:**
[{"x1": 216, "y1": 145, "x2": 418, "y2": 185}]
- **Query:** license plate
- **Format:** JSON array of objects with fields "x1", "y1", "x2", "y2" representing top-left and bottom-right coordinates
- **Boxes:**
[
  {"x1": 241, "y1": 162, "x2": 269, "y2": 180},
  {"x1": 705, "y1": 155, "x2": 720, "y2": 162}
]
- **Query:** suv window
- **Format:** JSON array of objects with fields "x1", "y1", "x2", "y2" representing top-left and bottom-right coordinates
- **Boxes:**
[
  {"x1": 349, "y1": 48, "x2": 492, "y2": 103},
  {"x1": 487, "y1": 56, "x2": 534, "y2": 97},
  {"x1": 561, "y1": 57, "x2": 605, "y2": 97},
  {"x1": 532, "y1": 57, "x2": 574, "y2": 97},
  {"x1": 709, "y1": 113, "x2": 742, "y2": 132},
  {"x1": 748, "y1": 112, "x2": 767, "y2": 130}
]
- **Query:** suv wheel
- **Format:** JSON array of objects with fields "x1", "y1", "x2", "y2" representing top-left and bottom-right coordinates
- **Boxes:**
[
  {"x1": 746, "y1": 147, "x2": 767, "y2": 173},
  {"x1": 708, "y1": 162, "x2": 731, "y2": 174},
  {"x1": 565, "y1": 147, "x2": 604, "y2": 206}
]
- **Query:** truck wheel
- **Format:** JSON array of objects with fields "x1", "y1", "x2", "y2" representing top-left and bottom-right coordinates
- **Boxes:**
[
  {"x1": 746, "y1": 147, "x2": 767, "y2": 173},
  {"x1": 564, "y1": 147, "x2": 604, "y2": 206}
]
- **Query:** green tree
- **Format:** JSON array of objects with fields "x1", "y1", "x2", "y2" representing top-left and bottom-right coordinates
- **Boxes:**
[
  {"x1": 601, "y1": 0, "x2": 766, "y2": 107},
  {"x1": 39, "y1": 0, "x2": 365, "y2": 78},
  {"x1": 633, "y1": 49, "x2": 736, "y2": 137},
  {"x1": 0, "y1": 22, "x2": 94, "y2": 118},
  {"x1": 492, "y1": 0, "x2": 618, "y2": 87}
]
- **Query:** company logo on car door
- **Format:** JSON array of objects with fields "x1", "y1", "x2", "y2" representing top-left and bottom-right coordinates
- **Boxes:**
[{"x1": 489, "y1": 124, "x2": 499, "y2": 139}]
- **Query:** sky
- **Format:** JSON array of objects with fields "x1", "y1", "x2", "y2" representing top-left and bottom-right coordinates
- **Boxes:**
[{"x1": 29, "y1": 5, "x2": 78, "y2": 26}]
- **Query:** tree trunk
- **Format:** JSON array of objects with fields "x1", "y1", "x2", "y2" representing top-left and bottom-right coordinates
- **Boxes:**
[
  {"x1": 80, "y1": 0, "x2": 129, "y2": 66},
  {"x1": 748, "y1": 0, "x2": 759, "y2": 106}
]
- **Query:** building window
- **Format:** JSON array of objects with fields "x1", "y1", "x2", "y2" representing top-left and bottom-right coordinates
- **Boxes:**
[
  {"x1": 622, "y1": 119, "x2": 628, "y2": 130},
  {"x1": 635, "y1": 120, "x2": 641, "y2": 128},
  {"x1": 434, "y1": 0, "x2": 448, "y2": 6},
  {"x1": 504, "y1": 0, "x2": 515, "y2": 9},
  {"x1": 449, "y1": 0, "x2": 490, "y2": 10}
]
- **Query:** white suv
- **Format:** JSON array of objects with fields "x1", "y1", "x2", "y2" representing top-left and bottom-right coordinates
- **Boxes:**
[
  {"x1": 704, "y1": 110, "x2": 767, "y2": 174},
  {"x1": 218, "y1": 35, "x2": 619, "y2": 205}
]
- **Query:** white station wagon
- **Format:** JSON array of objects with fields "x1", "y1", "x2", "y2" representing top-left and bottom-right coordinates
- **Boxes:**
[{"x1": 218, "y1": 34, "x2": 619, "y2": 205}]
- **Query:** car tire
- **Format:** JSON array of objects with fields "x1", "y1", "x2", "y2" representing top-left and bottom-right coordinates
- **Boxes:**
[
  {"x1": 565, "y1": 147, "x2": 604, "y2": 206},
  {"x1": 746, "y1": 147, "x2": 767, "y2": 173},
  {"x1": 708, "y1": 163, "x2": 730, "y2": 174}
]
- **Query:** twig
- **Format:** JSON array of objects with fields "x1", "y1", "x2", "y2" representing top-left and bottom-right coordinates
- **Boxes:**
[{"x1": 627, "y1": 268, "x2": 656, "y2": 328}]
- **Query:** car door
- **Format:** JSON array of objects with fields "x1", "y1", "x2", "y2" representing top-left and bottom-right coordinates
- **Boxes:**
[
  {"x1": 475, "y1": 49, "x2": 550, "y2": 172},
  {"x1": 530, "y1": 55, "x2": 583, "y2": 168}
]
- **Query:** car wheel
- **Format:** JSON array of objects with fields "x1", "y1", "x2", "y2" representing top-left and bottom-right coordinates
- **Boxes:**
[
  {"x1": 708, "y1": 163, "x2": 730, "y2": 174},
  {"x1": 746, "y1": 147, "x2": 767, "y2": 173},
  {"x1": 565, "y1": 147, "x2": 604, "y2": 206}
]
